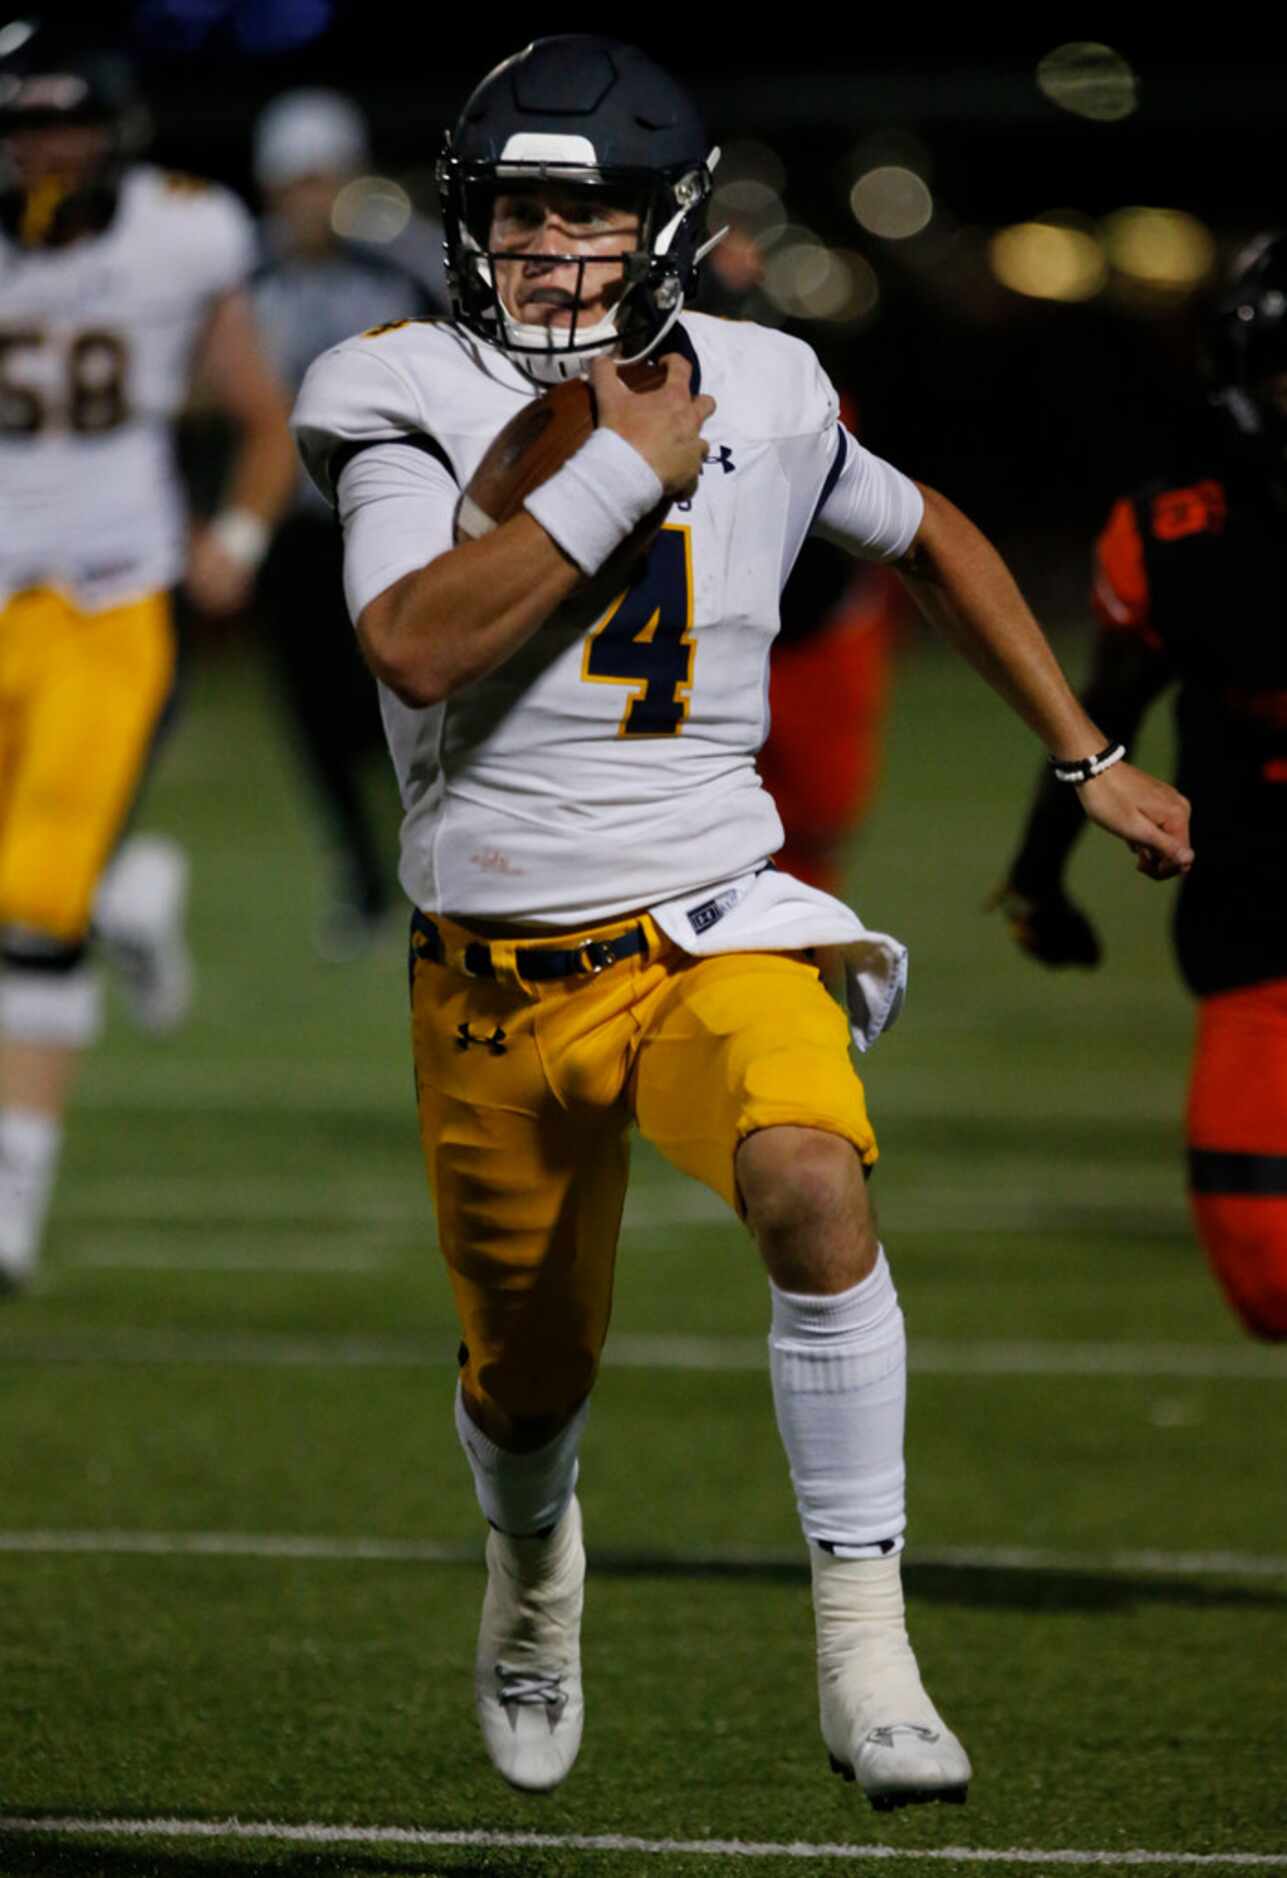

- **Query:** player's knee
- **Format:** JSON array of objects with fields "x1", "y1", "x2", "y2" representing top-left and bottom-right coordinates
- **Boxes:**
[
  {"x1": 738, "y1": 1127, "x2": 875, "y2": 1258},
  {"x1": 1191, "y1": 1193, "x2": 1287, "y2": 1341},
  {"x1": 0, "y1": 932, "x2": 102, "y2": 1048}
]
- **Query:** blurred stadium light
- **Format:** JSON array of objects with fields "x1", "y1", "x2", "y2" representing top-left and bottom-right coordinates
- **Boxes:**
[
  {"x1": 762, "y1": 232, "x2": 879, "y2": 326},
  {"x1": 330, "y1": 175, "x2": 411, "y2": 244},
  {"x1": 1036, "y1": 43, "x2": 1139, "y2": 122},
  {"x1": 850, "y1": 166, "x2": 934, "y2": 241},
  {"x1": 989, "y1": 216, "x2": 1108, "y2": 303},
  {"x1": 1103, "y1": 207, "x2": 1216, "y2": 302}
]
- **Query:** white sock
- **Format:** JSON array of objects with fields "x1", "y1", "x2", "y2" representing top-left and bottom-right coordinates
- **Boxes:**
[
  {"x1": 0, "y1": 963, "x2": 101, "y2": 1047},
  {"x1": 455, "y1": 1386, "x2": 588, "y2": 1537},
  {"x1": 0, "y1": 1107, "x2": 62, "y2": 1273},
  {"x1": 769, "y1": 1247, "x2": 906, "y2": 1557}
]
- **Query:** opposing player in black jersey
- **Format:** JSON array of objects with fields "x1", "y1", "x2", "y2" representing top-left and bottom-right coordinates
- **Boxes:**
[{"x1": 997, "y1": 235, "x2": 1287, "y2": 1341}]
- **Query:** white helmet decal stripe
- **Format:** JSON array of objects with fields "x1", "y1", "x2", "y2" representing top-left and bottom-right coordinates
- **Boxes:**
[{"x1": 499, "y1": 131, "x2": 599, "y2": 165}]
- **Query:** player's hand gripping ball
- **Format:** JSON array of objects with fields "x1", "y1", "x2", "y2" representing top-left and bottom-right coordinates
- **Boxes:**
[{"x1": 455, "y1": 359, "x2": 672, "y2": 586}]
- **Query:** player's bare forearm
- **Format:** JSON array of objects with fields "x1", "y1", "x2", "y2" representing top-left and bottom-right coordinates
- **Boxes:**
[
  {"x1": 198, "y1": 288, "x2": 296, "y2": 528},
  {"x1": 900, "y1": 483, "x2": 1194, "y2": 877},
  {"x1": 356, "y1": 514, "x2": 584, "y2": 707},
  {"x1": 222, "y1": 406, "x2": 297, "y2": 526},
  {"x1": 898, "y1": 484, "x2": 1105, "y2": 759}
]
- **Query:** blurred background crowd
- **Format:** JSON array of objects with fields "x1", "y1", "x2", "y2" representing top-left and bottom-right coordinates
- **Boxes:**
[{"x1": 124, "y1": 13, "x2": 1271, "y2": 548}]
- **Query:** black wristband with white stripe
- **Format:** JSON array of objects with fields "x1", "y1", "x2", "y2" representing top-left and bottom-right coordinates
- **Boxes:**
[{"x1": 1048, "y1": 742, "x2": 1127, "y2": 785}]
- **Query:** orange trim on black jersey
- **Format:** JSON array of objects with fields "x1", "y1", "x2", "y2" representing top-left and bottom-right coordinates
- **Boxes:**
[
  {"x1": 1150, "y1": 479, "x2": 1228, "y2": 542},
  {"x1": 1092, "y1": 496, "x2": 1159, "y2": 645}
]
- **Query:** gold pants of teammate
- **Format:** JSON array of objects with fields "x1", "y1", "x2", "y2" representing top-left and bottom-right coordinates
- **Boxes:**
[
  {"x1": 409, "y1": 909, "x2": 877, "y2": 1430},
  {"x1": 0, "y1": 588, "x2": 174, "y2": 941}
]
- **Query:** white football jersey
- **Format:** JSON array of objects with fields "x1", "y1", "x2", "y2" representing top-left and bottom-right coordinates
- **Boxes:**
[
  {"x1": 293, "y1": 313, "x2": 922, "y2": 927},
  {"x1": 0, "y1": 164, "x2": 256, "y2": 610}
]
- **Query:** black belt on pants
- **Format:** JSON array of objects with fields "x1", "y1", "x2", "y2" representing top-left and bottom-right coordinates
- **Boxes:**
[{"x1": 411, "y1": 908, "x2": 647, "y2": 980}]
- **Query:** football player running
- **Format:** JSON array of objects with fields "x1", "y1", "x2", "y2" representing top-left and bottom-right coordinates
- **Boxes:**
[
  {"x1": 293, "y1": 36, "x2": 1192, "y2": 1806},
  {"x1": 996, "y1": 234, "x2": 1287, "y2": 1344},
  {"x1": 0, "y1": 22, "x2": 294, "y2": 1290}
]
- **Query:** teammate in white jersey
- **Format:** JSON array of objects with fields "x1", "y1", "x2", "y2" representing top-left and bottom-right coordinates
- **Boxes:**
[
  {"x1": 294, "y1": 35, "x2": 1193, "y2": 1807},
  {"x1": 0, "y1": 23, "x2": 294, "y2": 1288}
]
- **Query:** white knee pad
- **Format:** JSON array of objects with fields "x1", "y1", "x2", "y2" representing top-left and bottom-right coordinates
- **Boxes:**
[
  {"x1": 0, "y1": 962, "x2": 102, "y2": 1048},
  {"x1": 455, "y1": 1386, "x2": 589, "y2": 1536}
]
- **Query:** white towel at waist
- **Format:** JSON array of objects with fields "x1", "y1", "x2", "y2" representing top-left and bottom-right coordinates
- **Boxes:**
[{"x1": 648, "y1": 866, "x2": 907, "y2": 1053}]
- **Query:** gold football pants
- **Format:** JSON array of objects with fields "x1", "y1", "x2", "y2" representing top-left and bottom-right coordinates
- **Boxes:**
[
  {"x1": 409, "y1": 910, "x2": 878, "y2": 1432},
  {"x1": 0, "y1": 588, "x2": 175, "y2": 941}
]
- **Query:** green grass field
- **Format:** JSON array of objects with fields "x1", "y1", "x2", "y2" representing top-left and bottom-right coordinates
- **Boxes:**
[{"x1": 1, "y1": 633, "x2": 1284, "y2": 1878}]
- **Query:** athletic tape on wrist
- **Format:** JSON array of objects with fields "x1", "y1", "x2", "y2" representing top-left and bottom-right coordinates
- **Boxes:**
[
  {"x1": 208, "y1": 507, "x2": 270, "y2": 573},
  {"x1": 524, "y1": 428, "x2": 664, "y2": 576}
]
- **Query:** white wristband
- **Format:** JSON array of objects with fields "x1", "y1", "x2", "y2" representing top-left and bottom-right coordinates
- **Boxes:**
[
  {"x1": 208, "y1": 506, "x2": 270, "y2": 573},
  {"x1": 524, "y1": 428, "x2": 664, "y2": 576}
]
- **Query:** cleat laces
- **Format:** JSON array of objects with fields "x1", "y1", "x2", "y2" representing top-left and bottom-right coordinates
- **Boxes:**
[{"x1": 495, "y1": 1665, "x2": 568, "y2": 1729}]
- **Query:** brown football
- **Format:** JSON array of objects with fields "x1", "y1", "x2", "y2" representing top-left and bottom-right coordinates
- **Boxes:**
[{"x1": 454, "y1": 360, "x2": 671, "y2": 574}]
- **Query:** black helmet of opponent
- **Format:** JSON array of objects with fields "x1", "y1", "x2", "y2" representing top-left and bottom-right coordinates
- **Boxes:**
[
  {"x1": 438, "y1": 35, "x2": 718, "y2": 382},
  {"x1": 1205, "y1": 232, "x2": 1287, "y2": 479},
  {"x1": 0, "y1": 18, "x2": 147, "y2": 247}
]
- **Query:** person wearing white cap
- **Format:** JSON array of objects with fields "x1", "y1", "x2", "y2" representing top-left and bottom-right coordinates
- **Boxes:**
[
  {"x1": 254, "y1": 88, "x2": 370, "y2": 191},
  {"x1": 251, "y1": 89, "x2": 449, "y2": 959}
]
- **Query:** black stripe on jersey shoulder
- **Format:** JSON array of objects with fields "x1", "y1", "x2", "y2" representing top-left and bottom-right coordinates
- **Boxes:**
[
  {"x1": 808, "y1": 427, "x2": 849, "y2": 531},
  {"x1": 665, "y1": 321, "x2": 701, "y2": 395},
  {"x1": 330, "y1": 431, "x2": 458, "y2": 491}
]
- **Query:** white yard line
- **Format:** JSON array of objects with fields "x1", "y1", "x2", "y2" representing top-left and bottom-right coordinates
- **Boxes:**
[
  {"x1": 1, "y1": 1817, "x2": 1284, "y2": 1865},
  {"x1": 0, "y1": 1528, "x2": 1283, "y2": 1581},
  {"x1": 0, "y1": 1326, "x2": 1280, "y2": 1379}
]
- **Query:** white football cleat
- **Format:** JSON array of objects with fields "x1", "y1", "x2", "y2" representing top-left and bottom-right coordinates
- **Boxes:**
[
  {"x1": 811, "y1": 1544, "x2": 971, "y2": 1812},
  {"x1": 0, "y1": 1120, "x2": 59, "y2": 1296},
  {"x1": 0, "y1": 1226, "x2": 37, "y2": 1295},
  {"x1": 475, "y1": 1495, "x2": 585, "y2": 1793},
  {"x1": 94, "y1": 836, "x2": 193, "y2": 1034},
  {"x1": 0, "y1": 1166, "x2": 45, "y2": 1294}
]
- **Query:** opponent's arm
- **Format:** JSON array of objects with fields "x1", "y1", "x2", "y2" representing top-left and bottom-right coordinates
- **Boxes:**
[
  {"x1": 357, "y1": 355, "x2": 714, "y2": 708},
  {"x1": 897, "y1": 484, "x2": 1193, "y2": 880},
  {"x1": 186, "y1": 288, "x2": 296, "y2": 615},
  {"x1": 994, "y1": 627, "x2": 1174, "y2": 964}
]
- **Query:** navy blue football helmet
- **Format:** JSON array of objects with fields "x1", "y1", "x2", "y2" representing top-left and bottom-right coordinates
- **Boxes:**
[{"x1": 438, "y1": 36, "x2": 719, "y2": 381}]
